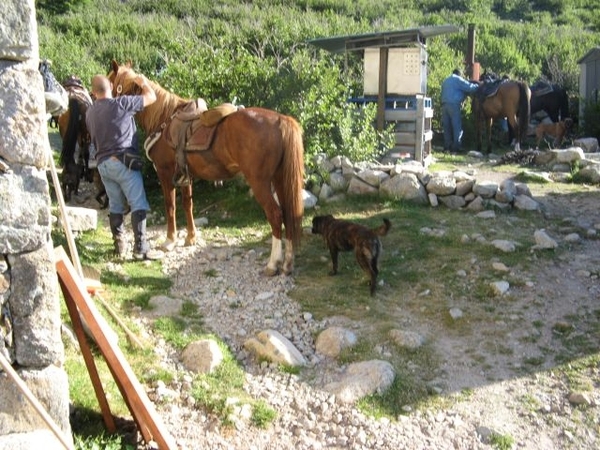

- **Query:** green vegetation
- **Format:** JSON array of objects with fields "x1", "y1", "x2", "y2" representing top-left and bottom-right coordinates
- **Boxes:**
[
  {"x1": 37, "y1": 0, "x2": 600, "y2": 183},
  {"x1": 489, "y1": 432, "x2": 515, "y2": 450}
]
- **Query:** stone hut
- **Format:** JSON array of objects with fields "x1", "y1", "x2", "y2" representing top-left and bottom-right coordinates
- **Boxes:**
[{"x1": 0, "y1": 1, "x2": 72, "y2": 449}]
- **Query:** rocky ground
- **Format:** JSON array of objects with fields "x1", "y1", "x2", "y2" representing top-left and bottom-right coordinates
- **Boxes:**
[{"x1": 68, "y1": 160, "x2": 600, "y2": 450}]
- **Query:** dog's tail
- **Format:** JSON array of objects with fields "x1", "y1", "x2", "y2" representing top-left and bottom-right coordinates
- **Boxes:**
[{"x1": 373, "y1": 218, "x2": 391, "y2": 237}]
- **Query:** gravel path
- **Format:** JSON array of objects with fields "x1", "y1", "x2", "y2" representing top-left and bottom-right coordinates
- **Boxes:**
[{"x1": 139, "y1": 218, "x2": 599, "y2": 450}]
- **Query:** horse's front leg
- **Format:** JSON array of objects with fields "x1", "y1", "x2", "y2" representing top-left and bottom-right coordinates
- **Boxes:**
[
  {"x1": 159, "y1": 181, "x2": 178, "y2": 252},
  {"x1": 486, "y1": 118, "x2": 493, "y2": 154},
  {"x1": 475, "y1": 111, "x2": 483, "y2": 153},
  {"x1": 180, "y1": 183, "x2": 197, "y2": 246}
]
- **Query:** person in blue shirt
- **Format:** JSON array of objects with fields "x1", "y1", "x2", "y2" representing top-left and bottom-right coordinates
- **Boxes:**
[
  {"x1": 441, "y1": 69, "x2": 480, "y2": 153},
  {"x1": 86, "y1": 74, "x2": 164, "y2": 260}
]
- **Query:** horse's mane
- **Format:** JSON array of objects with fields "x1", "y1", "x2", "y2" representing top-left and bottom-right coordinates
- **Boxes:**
[{"x1": 142, "y1": 81, "x2": 189, "y2": 131}]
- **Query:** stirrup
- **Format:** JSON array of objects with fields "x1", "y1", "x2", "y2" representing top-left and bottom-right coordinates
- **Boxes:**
[{"x1": 173, "y1": 172, "x2": 192, "y2": 187}]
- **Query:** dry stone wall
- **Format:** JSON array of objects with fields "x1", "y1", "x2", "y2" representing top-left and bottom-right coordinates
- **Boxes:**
[{"x1": 0, "y1": 1, "x2": 72, "y2": 449}]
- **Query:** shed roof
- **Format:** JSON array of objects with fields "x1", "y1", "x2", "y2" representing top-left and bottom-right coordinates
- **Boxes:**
[
  {"x1": 578, "y1": 47, "x2": 600, "y2": 64},
  {"x1": 308, "y1": 25, "x2": 460, "y2": 54}
]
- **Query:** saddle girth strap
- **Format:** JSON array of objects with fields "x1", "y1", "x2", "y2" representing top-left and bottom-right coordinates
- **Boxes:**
[{"x1": 176, "y1": 121, "x2": 193, "y2": 181}]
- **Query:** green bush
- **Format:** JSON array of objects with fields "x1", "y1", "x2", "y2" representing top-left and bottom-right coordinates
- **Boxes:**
[{"x1": 37, "y1": 0, "x2": 600, "y2": 161}]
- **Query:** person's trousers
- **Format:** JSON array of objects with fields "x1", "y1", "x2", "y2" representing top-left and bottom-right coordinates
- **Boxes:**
[
  {"x1": 97, "y1": 157, "x2": 149, "y2": 215},
  {"x1": 441, "y1": 102, "x2": 463, "y2": 152}
]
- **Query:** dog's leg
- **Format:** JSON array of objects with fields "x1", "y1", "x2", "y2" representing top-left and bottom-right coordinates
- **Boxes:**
[
  {"x1": 369, "y1": 258, "x2": 378, "y2": 295},
  {"x1": 328, "y1": 246, "x2": 339, "y2": 275},
  {"x1": 356, "y1": 248, "x2": 379, "y2": 295}
]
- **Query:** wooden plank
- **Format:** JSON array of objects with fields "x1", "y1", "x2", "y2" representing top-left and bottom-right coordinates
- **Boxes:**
[
  {"x1": 55, "y1": 246, "x2": 177, "y2": 450},
  {"x1": 376, "y1": 47, "x2": 388, "y2": 131},
  {"x1": 384, "y1": 110, "x2": 418, "y2": 121},
  {"x1": 60, "y1": 277, "x2": 116, "y2": 434}
]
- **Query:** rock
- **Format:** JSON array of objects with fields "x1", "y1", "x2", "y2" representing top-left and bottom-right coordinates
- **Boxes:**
[
  {"x1": 426, "y1": 175, "x2": 456, "y2": 195},
  {"x1": 323, "y1": 360, "x2": 395, "y2": 403},
  {"x1": 181, "y1": 339, "x2": 223, "y2": 374},
  {"x1": 490, "y1": 280, "x2": 510, "y2": 296},
  {"x1": 388, "y1": 329, "x2": 425, "y2": 349},
  {"x1": 303, "y1": 189, "x2": 318, "y2": 209},
  {"x1": 568, "y1": 392, "x2": 593, "y2": 406},
  {"x1": 472, "y1": 180, "x2": 499, "y2": 199},
  {"x1": 243, "y1": 329, "x2": 307, "y2": 366},
  {"x1": 65, "y1": 206, "x2": 97, "y2": 232},
  {"x1": 491, "y1": 239, "x2": 516, "y2": 252},
  {"x1": 514, "y1": 194, "x2": 540, "y2": 211},
  {"x1": 449, "y1": 308, "x2": 463, "y2": 319},
  {"x1": 573, "y1": 137, "x2": 599, "y2": 153},
  {"x1": 380, "y1": 172, "x2": 428, "y2": 204},
  {"x1": 315, "y1": 327, "x2": 357, "y2": 358},
  {"x1": 532, "y1": 229, "x2": 558, "y2": 249}
]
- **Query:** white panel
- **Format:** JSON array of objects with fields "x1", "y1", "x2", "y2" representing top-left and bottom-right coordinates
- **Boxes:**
[
  {"x1": 363, "y1": 48, "x2": 380, "y2": 95},
  {"x1": 387, "y1": 47, "x2": 427, "y2": 95}
]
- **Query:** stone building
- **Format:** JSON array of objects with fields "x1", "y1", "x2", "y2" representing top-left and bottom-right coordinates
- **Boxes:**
[{"x1": 0, "y1": 1, "x2": 73, "y2": 448}]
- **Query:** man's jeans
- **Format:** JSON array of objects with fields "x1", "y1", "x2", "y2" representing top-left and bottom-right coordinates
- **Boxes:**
[
  {"x1": 98, "y1": 157, "x2": 149, "y2": 215},
  {"x1": 442, "y1": 102, "x2": 463, "y2": 152}
]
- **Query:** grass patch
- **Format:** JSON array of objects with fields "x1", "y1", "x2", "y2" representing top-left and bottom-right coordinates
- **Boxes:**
[{"x1": 489, "y1": 432, "x2": 515, "y2": 450}]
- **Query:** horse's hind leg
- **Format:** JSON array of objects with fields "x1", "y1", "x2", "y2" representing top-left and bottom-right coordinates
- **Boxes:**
[
  {"x1": 273, "y1": 180, "x2": 295, "y2": 275},
  {"x1": 507, "y1": 115, "x2": 520, "y2": 150},
  {"x1": 252, "y1": 182, "x2": 284, "y2": 276}
]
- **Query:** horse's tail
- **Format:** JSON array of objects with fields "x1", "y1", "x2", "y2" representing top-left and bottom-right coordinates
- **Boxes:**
[
  {"x1": 59, "y1": 97, "x2": 80, "y2": 167},
  {"x1": 518, "y1": 81, "x2": 531, "y2": 142},
  {"x1": 279, "y1": 115, "x2": 305, "y2": 249}
]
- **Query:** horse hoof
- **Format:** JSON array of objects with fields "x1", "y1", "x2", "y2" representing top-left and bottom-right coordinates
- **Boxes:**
[
  {"x1": 282, "y1": 263, "x2": 294, "y2": 275},
  {"x1": 184, "y1": 237, "x2": 196, "y2": 247},
  {"x1": 264, "y1": 267, "x2": 279, "y2": 277},
  {"x1": 161, "y1": 239, "x2": 176, "y2": 252}
]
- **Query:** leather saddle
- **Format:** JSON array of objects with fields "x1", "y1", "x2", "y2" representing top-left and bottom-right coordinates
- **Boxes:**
[
  {"x1": 530, "y1": 81, "x2": 554, "y2": 97},
  {"x1": 164, "y1": 99, "x2": 239, "y2": 186},
  {"x1": 478, "y1": 79, "x2": 505, "y2": 99},
  {"x1": 164, "y1": 100, "x2": 238, "y2": 152}
]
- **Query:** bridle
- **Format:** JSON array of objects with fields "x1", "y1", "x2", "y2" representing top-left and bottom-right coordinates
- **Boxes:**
[{"x1": 110, "y1": 68, "x2": 133, "y2": 97}]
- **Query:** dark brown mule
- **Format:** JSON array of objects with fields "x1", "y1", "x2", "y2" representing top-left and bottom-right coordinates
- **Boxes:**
[
  {"x1": 56, "y1": 78, "x2": 107, "y2": 207},
  {"x1": 473, "y1": 80, "x2": 531, "y2": 154},
  {"x1": 107, "y1": 60, "x2": 305, "y2": 275}
]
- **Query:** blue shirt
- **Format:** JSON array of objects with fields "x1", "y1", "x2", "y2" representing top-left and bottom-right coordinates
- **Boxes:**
[
  {"x1": 441, "y1": 74, "x2": 479, "y2": 105},
  {"x1": 86, "y1": 95, "x2": 144, "y2": 164}
]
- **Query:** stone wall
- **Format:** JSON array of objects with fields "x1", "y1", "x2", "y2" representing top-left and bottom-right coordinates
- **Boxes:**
[
  {"x1": 0, "y1": 1, "x2": 72, "y2": 449},
  {"x1": 305, "y1": 154, "x2": 541, "y2": 212}
]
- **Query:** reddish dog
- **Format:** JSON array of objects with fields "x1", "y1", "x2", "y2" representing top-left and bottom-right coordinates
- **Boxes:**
[{"x1": 535, "y1": 118, "x2": 573, "y2": 149}]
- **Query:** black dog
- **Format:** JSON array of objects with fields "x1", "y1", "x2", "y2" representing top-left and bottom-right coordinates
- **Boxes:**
[{"x1": 312, "y1": 215, "x2": 391, "y2": 295}]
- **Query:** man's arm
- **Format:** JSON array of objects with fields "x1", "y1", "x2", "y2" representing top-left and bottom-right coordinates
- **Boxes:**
[{"x1": 134, "y1": 75, "x2": 156, "y2": 107}]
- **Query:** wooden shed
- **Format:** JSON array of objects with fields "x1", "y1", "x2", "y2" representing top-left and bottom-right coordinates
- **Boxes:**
[
  {"x1": 578, "y1": 47, "x2": 600, "y2": 123},
  {"x1": 309, "y1": 26, "x2": 459, "y2": 165}
]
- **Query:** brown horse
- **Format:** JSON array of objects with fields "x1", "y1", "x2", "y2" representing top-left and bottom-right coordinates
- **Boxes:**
[
  {"x1": 107, "y1": 60, "x2": 305, "y2": 275},
  {"x1": 472, "y1": 79, "x2": 531, "y2": 154}
]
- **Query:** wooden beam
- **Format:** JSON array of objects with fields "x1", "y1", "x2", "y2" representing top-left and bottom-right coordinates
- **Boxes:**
[{"x1": 377, "y1": 47, "x2": 389, "y2": 131}]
